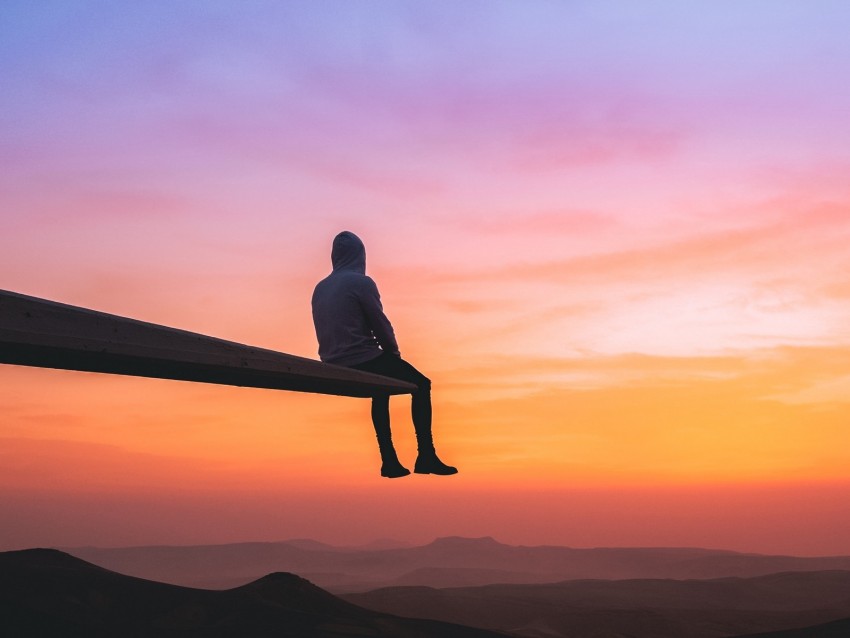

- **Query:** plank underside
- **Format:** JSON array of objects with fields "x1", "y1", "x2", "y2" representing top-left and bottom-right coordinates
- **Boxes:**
[{"x1": 0, "y1": 289, "x2": 416, "y2": 398}]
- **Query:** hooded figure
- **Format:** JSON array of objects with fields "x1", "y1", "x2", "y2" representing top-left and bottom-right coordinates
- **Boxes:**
[
  {"x1": 311, "y1": 231, "x2": 399, "y2": 366},
  {"x1": 312, "y1": 231, "x2": 457, "y2": 478}
]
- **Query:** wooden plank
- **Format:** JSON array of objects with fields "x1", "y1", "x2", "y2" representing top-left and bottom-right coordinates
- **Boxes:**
[{"x1": 0, "y1": 289, "x2": 416, "y2": 398}]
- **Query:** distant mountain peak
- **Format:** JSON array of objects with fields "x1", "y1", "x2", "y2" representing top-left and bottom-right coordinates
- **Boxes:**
[
  {"x1": 239, "y1": 570, "x2": 364, "y2": 615},
  {"x1": 249, "y1": 571, "x2": 312, "y2": 587}
]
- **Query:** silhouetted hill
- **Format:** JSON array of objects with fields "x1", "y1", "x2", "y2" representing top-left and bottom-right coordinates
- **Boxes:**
[
  {"x1": 0, "y1": 549, "x2": 508, "y2": 637},
  {"x1": 65, "y1": 536, "x2": 850, "y2": 593},
  {"x1": 731, "y1": 617, "x2": 850, "y2": 637},
  {"x1": 343, "y1": 571, "x2": 850, "y2": 638}
]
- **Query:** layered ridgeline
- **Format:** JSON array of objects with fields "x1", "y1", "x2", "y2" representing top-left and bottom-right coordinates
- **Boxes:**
[
  {"x1": 6, "y1": 544, "x2": 850, "y2": 638},
  {"x1": 65, "y1": 536, "x2": 850, "y2": 592},
  {"x1": 344, "y1": 571, "x2": 850, "y2": 638},
  {"x1": 0, "y1": 549, "x2": 506, "y2": 638}
]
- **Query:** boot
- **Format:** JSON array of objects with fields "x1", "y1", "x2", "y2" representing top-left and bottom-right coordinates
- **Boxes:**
[
  {"x1": 379, "y1": 445, "x2": 410, "y2": 479},
  {"x1": 413, "y1": 430, "x2": 457, "y2": 475},
  {"x1": 414, "y1": 449, "x2": 458, "y2": 475}
]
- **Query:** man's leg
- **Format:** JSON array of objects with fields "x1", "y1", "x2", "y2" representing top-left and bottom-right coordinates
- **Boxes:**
[
  {"x1": 353, "y1": 353, "x2": 457, "y2": 475},
  {"x1": 370, "y1": 393, "x2": 409, "y2": 478}
]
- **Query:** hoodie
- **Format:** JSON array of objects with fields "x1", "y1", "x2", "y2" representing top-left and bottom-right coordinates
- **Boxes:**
[{"x1": 311, "y1": 231, "x2": 400, "y2": 366}]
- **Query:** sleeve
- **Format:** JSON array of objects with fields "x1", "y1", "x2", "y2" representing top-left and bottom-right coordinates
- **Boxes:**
[{"x1": 359, "y1": 277, "x2": 401, "y2": 356}]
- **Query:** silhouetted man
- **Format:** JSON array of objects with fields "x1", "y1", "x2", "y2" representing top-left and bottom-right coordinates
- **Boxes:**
[{"x1": 312, "y1": 231, "x2": 457, "y2": 478}]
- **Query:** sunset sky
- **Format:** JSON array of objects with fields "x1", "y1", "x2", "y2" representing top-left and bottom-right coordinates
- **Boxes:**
[{"x1": 2, "y1": 2, "x2": 850, "y2": 556}]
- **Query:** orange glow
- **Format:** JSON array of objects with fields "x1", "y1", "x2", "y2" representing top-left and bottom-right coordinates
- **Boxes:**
[{"x1": 3, "y1": 339, "x2": 850, "y2": 555}]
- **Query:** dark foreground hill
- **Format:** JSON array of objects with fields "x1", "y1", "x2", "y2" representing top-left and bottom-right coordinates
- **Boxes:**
[
  {"x1": 65, "y1": 536, "x2": 850, "y2": 592},
  {"x1": 343, "y1": 570, "x2": 850, "y2": 638},
  {"x1": 731, "y1": 617, "x2": 850, "y2": 637},
  {"x1": 0, "y1": 549, "x2": 508, "y2": 638}
]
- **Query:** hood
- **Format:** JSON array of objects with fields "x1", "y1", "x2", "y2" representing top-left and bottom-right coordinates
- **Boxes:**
[{"x1": 331, "y1": 231, "x2": 366, "y2": 273}]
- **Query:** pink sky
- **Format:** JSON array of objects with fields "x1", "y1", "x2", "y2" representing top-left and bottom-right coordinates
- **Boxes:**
[{"x1": 2, "y1": 2, "x2": 850, "y2": 555}]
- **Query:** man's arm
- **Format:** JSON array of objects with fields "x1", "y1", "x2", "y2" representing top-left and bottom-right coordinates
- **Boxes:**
[{"x1": 360, "y1": 277, "x2": 400, "y2": 356}]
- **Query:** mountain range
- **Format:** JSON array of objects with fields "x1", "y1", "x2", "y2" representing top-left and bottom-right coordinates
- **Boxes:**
[
  {"x1": 65, "y1": 535, "x2": 850, "y2": 593},
  {"x1": 6, "y1": 540, "x2": 850, "y2": 637}
]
